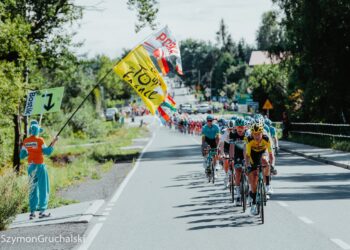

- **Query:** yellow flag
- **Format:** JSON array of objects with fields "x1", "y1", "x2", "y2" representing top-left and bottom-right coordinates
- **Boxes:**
[{"x1": 114, "y1": 45, "x2": 167, "y2": 114}]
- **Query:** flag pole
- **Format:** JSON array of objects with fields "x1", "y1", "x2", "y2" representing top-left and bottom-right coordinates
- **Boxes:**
[{"x1": 49, "y1": 67, "x2": 114, "y2": 146}]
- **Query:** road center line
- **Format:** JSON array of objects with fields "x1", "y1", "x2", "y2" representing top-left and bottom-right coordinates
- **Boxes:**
[
  {"x1": 78, "y1": 223, "x2": 103, "y2": 250},
  {"x1": 330, "y1": 239, "x2": 350, "y2": 249},
  {"x1": 277, "y1": 201, "x2": 288, "y2": 207},
  {"x1": 298, "y1": 216, "x2": 314, "y2": 224}
]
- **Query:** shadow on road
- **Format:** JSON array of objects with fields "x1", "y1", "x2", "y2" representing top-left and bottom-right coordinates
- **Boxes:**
[
  {"x1": 170, "y1": 170, "x2": 262, "y2": 230},
  {"x1": 141, "y1": 145, "x2": 199, "y2": 162}
]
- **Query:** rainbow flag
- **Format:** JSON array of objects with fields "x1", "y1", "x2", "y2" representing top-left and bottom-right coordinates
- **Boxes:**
[{"x1": 157, "y1": 106, "x2": 170, "y2": 121}]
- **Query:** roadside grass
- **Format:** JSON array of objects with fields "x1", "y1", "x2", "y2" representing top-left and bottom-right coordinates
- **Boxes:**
[
  {"x1": 0, "y1": 170, "x2": 28, "y2": 230},
  {"x1": 5, "y1": 124, "x2": 149, "y2": 217}
]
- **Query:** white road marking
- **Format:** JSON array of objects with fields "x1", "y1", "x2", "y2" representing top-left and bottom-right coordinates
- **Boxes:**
[
  {"x1": 78, "y1": 200, "x2": 105, "y2": 223},
  {"x1": 77, "y1": 132, "x2": 156, "y2": 250},
  {"x1": 277, "y1": 201, "x2": 288, "y2": 207},
  {"x1": 77, "y1": 223, "x2": 103, "y2": 250},
  {"x1": 104, "y1": 207, "x2": 112, "y2": 211},
  {"x1": 107, "y1": 203, "x2": 115, "y2": 207},
  {"x1": 110, "y1": 132, "x2": 156, "y2": 203},
  {"x1": 331, "y1": 239, "x2": 350, "y2": 249},
  {"x1": 98, "y1": 217, "x2": 106, "y2": 222},
  {"x1": 298, "y1": 216, "x2": 314, "y2": 224}
]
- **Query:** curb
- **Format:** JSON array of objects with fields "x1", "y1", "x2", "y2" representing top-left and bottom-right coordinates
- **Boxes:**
[
  {"x1": 280, "y1": 147, "x2": 350, "y2": 170},
  {"x1": 78, "y1": 199, "x2": 105, "y2": 223}
]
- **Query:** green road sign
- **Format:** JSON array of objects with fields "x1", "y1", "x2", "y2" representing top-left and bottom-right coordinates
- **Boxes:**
[{"x1": 24, "y1": 87, "x2": 64, "y2": 116}]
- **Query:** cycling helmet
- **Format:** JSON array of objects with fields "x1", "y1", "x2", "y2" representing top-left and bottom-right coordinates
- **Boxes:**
[
  {"x1": 227, "y1": 120, "x2": 235, "y2": 129},
  {"x1": 251, "y1": 120, "x2": 264, "y2": 133},
  {"x1": 264, "y1": 118, "x2": 272, "y2": 126},
  {"x1": 231, "y1": 115, "x2": 238, "y2": 120},
  {"x1": 235, "y1": 117, "x2": 246, "y2": 127},
  {"x1": 254, "y1": 114, "x2": 264, "y2": 120},
  {"x1": 206, "y1": 115, "x2": 214, "y2": 121}
]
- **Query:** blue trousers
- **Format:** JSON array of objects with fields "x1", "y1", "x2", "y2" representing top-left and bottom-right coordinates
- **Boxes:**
[{"x1": 27, "y1": 164, "x2": 50, "y2": 213}]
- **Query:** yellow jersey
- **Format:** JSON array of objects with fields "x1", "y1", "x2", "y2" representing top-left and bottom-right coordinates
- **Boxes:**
[{"x1": 245, "y1": 134, "x2": 272, "y2": 156}]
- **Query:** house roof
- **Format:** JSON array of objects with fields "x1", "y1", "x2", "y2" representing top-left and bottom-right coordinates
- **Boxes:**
[{"x1": 249, "y1": 51, "x2": 281, "y2": 66}]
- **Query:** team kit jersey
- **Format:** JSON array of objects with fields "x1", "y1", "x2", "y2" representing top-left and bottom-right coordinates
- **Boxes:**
[
  {"x1": 246, "y1": 133, "x2": 273, "y2": 166},
  {"x1": 202, "y1": 124, "x2": 220, "y2": 148},
  {"x1": 202, "y1": 124, "x2": 220, "y2": 139},
  {"x1": 220, "y1": 129, "x2": 247, "y2": 163}
]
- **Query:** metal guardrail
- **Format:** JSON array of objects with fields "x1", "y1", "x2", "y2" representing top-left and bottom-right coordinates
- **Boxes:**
[{"x1": 288, "y1": 122, "x2": 350, "y2": 139}]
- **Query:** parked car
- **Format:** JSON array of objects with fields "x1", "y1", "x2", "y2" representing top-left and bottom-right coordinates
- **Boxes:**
[
  {"x1": 105, "y1": 108, "x2": 119, "y2": 121},
  {"x1": 179, "y1": 103, "x2": 192, "y2": 114},
  {"x1": 197, "y1": 103, "x2": 211, "y2": 114}
]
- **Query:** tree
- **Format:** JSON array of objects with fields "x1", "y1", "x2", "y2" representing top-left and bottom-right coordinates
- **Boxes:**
[
  {"x1": 216, "y1": 19, "x2": 236, "y2": 54},
  {"x1": 272, "y1": 0, "x2": 350, "y2": 122},
  {"x1": 248, "y1": 64, "x2": 289, "y2": 120},
  {"x1": 0, "y1": 0, "x2": 82, "y2": 170},
  {"x1": 256, "y1": 11, "x2": 286, "y2": 51},
  {"x1": 127, "y1": 0, "x2": 159, "y2": 32}
]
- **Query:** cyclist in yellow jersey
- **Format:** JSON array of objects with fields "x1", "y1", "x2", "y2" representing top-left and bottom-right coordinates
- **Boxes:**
[{"x1": 245, "y1": 119, "x2": 274, "y2": 215}]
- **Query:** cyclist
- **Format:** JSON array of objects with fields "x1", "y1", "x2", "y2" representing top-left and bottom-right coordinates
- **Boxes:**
[
  {"x1": 265, "y1": 118, "x2": 279, "y2": 156},
  {"x1": 219, "y1": 120, "x2": 235, "y2": 187},
  {"x1": 219, "y1": 118, "x2": 248, "y2": 205},
  {"x1": 245, "y1": 119, "x2": 274, "y2": 215},
  {"x1": 202, "y1": 115, "x2": 220, "y2": 176}
]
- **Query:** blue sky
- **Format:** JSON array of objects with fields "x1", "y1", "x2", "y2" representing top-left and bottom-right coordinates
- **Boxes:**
[{"x1": 72, "y1": 0, "x2": 275, "y2": 58}]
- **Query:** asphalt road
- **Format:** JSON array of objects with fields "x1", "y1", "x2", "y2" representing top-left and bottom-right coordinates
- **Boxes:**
[{"x1": 79, "y1": 117, "x2": 350, "y2": 250}]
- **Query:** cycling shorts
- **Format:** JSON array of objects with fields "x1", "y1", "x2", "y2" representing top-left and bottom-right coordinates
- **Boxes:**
[{"x1": 205, "y1": 137, "x2": 217, "y2": 149}]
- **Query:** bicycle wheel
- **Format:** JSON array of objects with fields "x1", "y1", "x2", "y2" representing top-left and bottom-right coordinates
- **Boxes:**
[
  {"x1": 256, "y1": 183, "x2": 261, "y2": 216},
  {"x1": 260, "y1": 181, "x2": 265, "y2": 224},
  {"x1": 231, "y1": 166, "x2": 235, "y2": 203},
  {"x1": 207, "y1": 159, "x2": 211, "y2": 183},
  {"x1": 211, "y1": 161, "x2": 215, "y2": 184},
  {"x1": 241, "y1": 172, "x2": 246, "y2": 212}
]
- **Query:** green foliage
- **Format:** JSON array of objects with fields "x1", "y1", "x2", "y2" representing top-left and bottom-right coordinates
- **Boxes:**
[
  {"x1": 180, "y1": 20, "x2": 254, "y2": 99},
  {"x1": 248, "y1": 64, "x2": 289, "y2": 120},
  {"x1": 127, "y1": 0, "x2": 159, "y2": 32},
  {"x1": 0, "y1": 170, "x2": 28, "y2": 230},
  {"x1": 256, "y1": 11, "x2": 286, "y2": 51},
  {"x1": 272, "y1": 0, "x2": 350, "y2": 122}
]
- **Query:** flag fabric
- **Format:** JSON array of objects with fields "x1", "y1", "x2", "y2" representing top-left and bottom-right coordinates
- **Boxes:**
[
  {"x1": 157, "y1": 106, "x2": 170, "y2": 122},
  {"x1": 114, "y1": 45, "x2": 167, "y2": 115},
  {"x1": 143, "y1": 26, "x2": 183, "y2": 75},
  {"x1": 166, "y1": 94, "x2": 176, "y2": 106}
]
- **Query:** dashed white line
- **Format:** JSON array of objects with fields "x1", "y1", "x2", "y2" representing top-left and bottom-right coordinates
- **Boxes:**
[
  {"x1": 277, "y1": 201, "x2": 288, "y2": 207},
  {"x1": 77, "y1": 223, "x2": 103, "y2": 250},
  {"x1": 107, "y1": 203, "x2": 115, "y2": 207},
  {"x1": 330, "y1": 239, "x2": 350, "y2": 249},
  {"x1": 102, "y1": 212, "x2": 110, "y2": 216},
  {"x1": 298, "y1": 216, "x2": 314, "y2": 224},
  {"x1": 98, "y1": 217, "x2": 107, "y2": 222},
  {"x1": 104, "y1": 207, "x2": 112, "y2": 211}
]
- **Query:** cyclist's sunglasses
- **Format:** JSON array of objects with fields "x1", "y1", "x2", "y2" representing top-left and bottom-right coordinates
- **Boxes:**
[{"x1": 207, "y1": 120, "x2": 213, "y2": 122}]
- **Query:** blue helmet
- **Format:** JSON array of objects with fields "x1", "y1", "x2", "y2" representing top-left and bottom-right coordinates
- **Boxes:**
[{"x1": 264, "y1": 118, "x2": 272, "y2": 126}]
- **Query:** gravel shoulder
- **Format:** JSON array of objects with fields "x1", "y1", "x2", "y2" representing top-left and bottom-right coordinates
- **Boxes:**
[{"x1": 1, "y1": 132, "x2": 150, "y2": 250}]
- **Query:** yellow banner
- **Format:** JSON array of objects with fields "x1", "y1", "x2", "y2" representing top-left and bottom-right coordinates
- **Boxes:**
[{"x1": 114, "y1": 45, "x2": 167, "y2": 114}]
